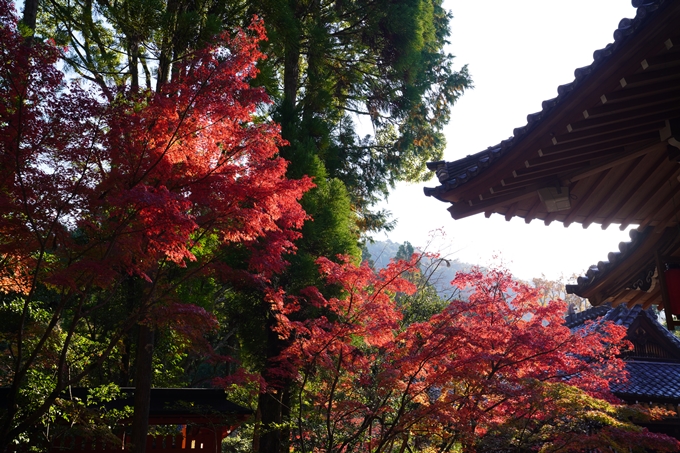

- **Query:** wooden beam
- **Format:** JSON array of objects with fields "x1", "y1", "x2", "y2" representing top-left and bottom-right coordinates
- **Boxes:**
[
  {"x1": 527, "y1": 146, "x2": 626, "y2": 170},
  {"x1": 543, "y1": 211, "x2": 558, "y2": 226},
  {"x1": 490, "y1": 175, "x2": 564, "y2": 198},
  {"x1": 523, "y1": 199, "x2": 542, "y2": 224},
  {"x1": 620, "y1": 65, "x2": 680, "y2": 87},
  {"x1": 600, "y1": 79, "x2": 680, "y2": 104},
  {"x1": 504, "y1": 202, "x2": 519, "y2": 222},
  {"x1": 638, "y1": 191, "x2": 679, "y2": 230},
  {"x1": 584, "y1": 89, "x2": 680, "y2": 118},
  {"x1": 626, "y1": 290, "x2": 650, "y2": 309},
  {"x1": 600, "y1": 150, "x2": 670, "y2": 229},
  {"x1": 642, "y1": 293, "x2": 657, "y2": 309},
  {"x1": 583, "y1": 90, "x2": 680, "y2": 118},
  {"x1": 619, "y1": 164, "x2": 680, "y2": 230},
  {"x1": 554, "y1": 117, "x2": 666, "y2": 146},
  {"x1": 608, "y1": 288, "x2": 636, "y2": 308},
  {"x1": 538, "y1": 131, "x2": 659, "y2": 157},
  {"x1": 565, "y1": 142, "x2": 663, "y2": 184},
  {"x1": 562, "y1": 169, "x2": 611, "y2": 227},
  {"x1": 505, "y1": 162, "x2": 585, "y2": 187},
  {"x1": 639, "y1": 175, "x2": 680, "y2": 230},
  {"x1": 581, "y1": 156, "x2": 645, "y2": 228},
  {"x1": 448, "y1": 185, "x2": 539, "y2": 220},
  {"x1": 641, "y1": 48, "x2": 680, "y2": 68},
  {"x1": 567, "y1": 104, "x2": 680, "y2": 132}
]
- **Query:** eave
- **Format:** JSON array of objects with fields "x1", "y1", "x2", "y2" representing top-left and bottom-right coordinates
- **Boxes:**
[{"x1": 424, "y1": 0, "x2": 680, "y2": 230}]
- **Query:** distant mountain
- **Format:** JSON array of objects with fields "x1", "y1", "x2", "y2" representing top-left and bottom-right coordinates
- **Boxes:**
[
  {"x1": 363, "y1": 240, "x2": 473, "y2": 300},
  {"x1": 362, "y1": 240, "x2": 401, "y2": 270}
]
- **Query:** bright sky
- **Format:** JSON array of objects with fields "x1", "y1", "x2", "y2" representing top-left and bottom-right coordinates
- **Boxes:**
[{"x1": 377, "y1": 0, "x2": 639, "y2": 282}]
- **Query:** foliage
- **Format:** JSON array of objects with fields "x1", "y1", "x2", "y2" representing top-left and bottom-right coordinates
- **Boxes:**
[
  {"x1": 31, "y1": 4, "x2": 471, "y2": 448},
  {"x1": 269, "y1": 260, "x2": 680, "y2": 453},
  {"x1": 256, "y1": 0, "x2": 471, "y2": 215},
  {"x1": 0, "y1": 1, "x2": 310, "y2": 447},
  {"x1": 532, "y1": 273, "x2": 590, "y2": 312},
  {"x1": 365, "y1": 239, "x2": 470, "y2": 300},
  {"x1": 32, "y1": 0, "x2": 472, "y2": 231}
]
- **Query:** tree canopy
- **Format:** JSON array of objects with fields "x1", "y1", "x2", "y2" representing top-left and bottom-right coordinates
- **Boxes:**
[
  {"x1": 3, "y1": 1, "x2": 678, "y2": 452},
  {"x1": 0, "y1": 2, "x2": 309, "y2": 447},
  {"x1": 272, "y1": 260, "x2": 679, "y2": 453}
]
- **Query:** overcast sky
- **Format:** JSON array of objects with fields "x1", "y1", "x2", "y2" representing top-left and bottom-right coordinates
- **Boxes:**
[{"x1": 376, "y1": 0, "x2": 639, "y2": 282}]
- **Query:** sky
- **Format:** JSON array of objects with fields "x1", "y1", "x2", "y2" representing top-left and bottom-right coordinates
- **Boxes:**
[{"x1": 376, "y1": 0, "x2": 639, "y2": 282}]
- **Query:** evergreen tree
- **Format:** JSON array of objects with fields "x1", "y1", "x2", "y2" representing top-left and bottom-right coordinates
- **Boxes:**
[{"x1": 25, "y1": 1, "x2": 471, "y2": 451}]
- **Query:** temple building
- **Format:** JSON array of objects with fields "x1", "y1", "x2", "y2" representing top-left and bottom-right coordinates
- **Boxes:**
[{"x1": 424, "y1": 0, "x2": 680, "y2": 327}]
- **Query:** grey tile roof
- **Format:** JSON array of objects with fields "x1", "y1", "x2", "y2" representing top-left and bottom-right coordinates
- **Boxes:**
[
  {"x1": 614, "y1": 361, "x2": 680, "y2": 402},
  {"x1": 425, "y1": 0, "x2": 673, "y2": 197},
  {"x1": 567, "y1": 304, "x2": 680, "y2": 347},
  {"x1": 566, "y1": 304, "x2": 680, "y2": 402},
  {"x1": 564, "y1": 304, "x2": 612, "y2": 328}
]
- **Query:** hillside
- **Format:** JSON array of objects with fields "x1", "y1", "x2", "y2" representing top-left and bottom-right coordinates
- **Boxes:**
[{"x1": 363, "y1": 240, "x2": 473, "y2": 300}]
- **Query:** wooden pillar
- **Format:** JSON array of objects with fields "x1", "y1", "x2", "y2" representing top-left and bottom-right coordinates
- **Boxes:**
[{"x1": 655, "y1": 250, "x2": 676, "y2": 330}]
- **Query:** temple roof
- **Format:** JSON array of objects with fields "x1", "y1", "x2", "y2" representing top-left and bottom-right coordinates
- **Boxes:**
[
  {"x1": 613, "y1": 361, "x2": 680, "y2": 402},
  {"x1": 566, "y1": 304, "x2": 680, "y2": 403},
  {"x1": 564, "y1": 226, "x2": 680, "y2": 310},
  {"x1": 424, "y1": 0, "x2": 680, "y2": 229}
]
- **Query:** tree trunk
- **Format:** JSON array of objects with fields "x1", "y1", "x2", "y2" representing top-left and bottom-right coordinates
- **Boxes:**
[
  {"x1": 256, "y1": 315, "x2": 292, "y2": 453},
  {"x1": 256, "y1": 385, "x2": 291, "y2": 453},
  {"x1": 282, "y1": 0, "x2": 300, "y2": 119},
  {"x1": 130, "y1": 324, "x2": 155, "y2": 453},
  {"x1": 21, "y1": 0, "x2": 39, "y2": 33}
]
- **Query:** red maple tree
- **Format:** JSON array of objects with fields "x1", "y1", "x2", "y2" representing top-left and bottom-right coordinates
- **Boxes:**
[
  {"x1": 0, "y1": 0, "x2": 311, "y2": 446},
  {"x1": 271, "y1": 257, "x2": 680, "y2": 452}
]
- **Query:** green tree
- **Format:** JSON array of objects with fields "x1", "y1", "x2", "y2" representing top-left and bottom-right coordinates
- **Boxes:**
[
  {"x1": 0, "y1": 5, "x2": 309, "y2": 449},
  {"x1": 391, "y1": 242, "x2": 451, "y2": 326},
  {"x1": 28, "y1": 2, "x2": 471, "y2": 451},
  {"x1": 256, "y1": 0, "x2": 471, "y2": 229},
  {"x1": 36, "y1": 0, "x2": 470, "y2": 230}
]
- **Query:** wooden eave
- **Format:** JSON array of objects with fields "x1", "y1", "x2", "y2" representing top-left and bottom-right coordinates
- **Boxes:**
[
  {"x1": 566, "y1": 226, "x2": 680, "y2": 311},
  {"x1": 567, "y1": 227, "x2": 680, "y2": 308},
  {"x1": 426, "y1": 0, "x2": 680, "y2": 229}
]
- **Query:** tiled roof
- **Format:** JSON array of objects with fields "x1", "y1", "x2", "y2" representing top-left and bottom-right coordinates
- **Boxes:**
[
  {"x1": 566, "y1": 304, "x2": 680, "y2": 402},
  {"x1": 614, "y1": 361, "x2": 680, "y2": 402},
  {"x1": 564, "y1": 304, "x2": 612, "y2": 328},
  {"x1": 565, "y1": 227, "x2": 680, "y2": 309},
  {"x1": 567, "y1": 303, "x2": 680, "y2": 348},
  {"x1": 425, "y1": 0, "x2": 672, "y2": 197},
  {"x1": 565, "y1": 304, "x2": 649, "y2": 330}
]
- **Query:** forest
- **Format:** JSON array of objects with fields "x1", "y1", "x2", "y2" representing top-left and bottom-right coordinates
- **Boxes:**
[{"x1": 0, "y1": 0, "x2": 679, "y2": 451}]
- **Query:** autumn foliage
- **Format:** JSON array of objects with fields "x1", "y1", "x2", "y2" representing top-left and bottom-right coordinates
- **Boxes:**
[
  {"x1": 270, "y1": 258, "x2": 680, "y2": 452},
  {"x1": 1, "y1": 0, "x2": 680, "y2": 451},
  {"x1": 0, "y1": 0, "x2": 310, "y2": 444}
]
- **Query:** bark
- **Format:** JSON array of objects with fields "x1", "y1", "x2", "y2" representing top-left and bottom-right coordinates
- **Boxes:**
[
  {"x1": 21, "y1": 0, "x2": 39, "y2": 33},
  {"x1": 130, "y1": 324, "x2": 155, "y2": 453},
  {"x1": 282, "y1": 0, "x2": 301, "y2": 115},
  {"x1": 256, "y1": 385, "x2": 291, "y2": 453},
  {"x1": 256, "y1": 316, "x2": 292, "y2": 453}
]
